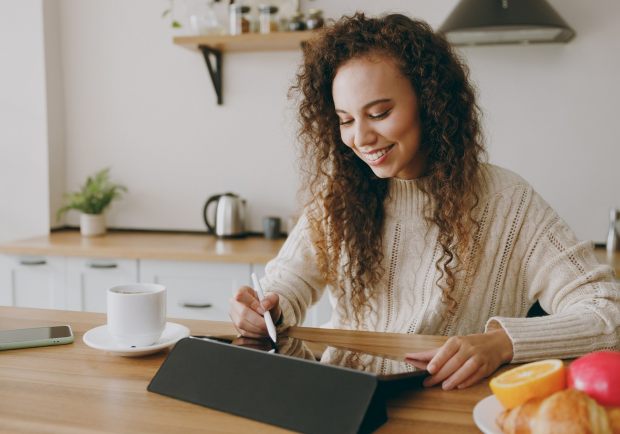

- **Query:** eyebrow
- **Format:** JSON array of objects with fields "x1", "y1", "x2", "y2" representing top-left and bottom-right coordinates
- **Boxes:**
[{"x1": 335, "y1": 98, "x2": 393, "y2": 114}]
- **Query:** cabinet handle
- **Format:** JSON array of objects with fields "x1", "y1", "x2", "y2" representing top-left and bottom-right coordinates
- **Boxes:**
[
  {"x1": 181, "y1": 302, "x2": 213, "y2": 309},
  {"x1": 87, "y1": 262, "x2": 118, "y2": 269},
  {"x1": 19, "y1": 259, "x2": 47, "y2": 266}
]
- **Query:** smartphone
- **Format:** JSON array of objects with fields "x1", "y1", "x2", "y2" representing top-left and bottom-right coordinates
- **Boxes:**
[{"x1": 0, "y1": 325, "x2": 74, "y2": 351}]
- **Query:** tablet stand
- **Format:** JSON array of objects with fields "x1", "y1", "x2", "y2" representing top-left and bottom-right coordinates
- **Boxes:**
[{"x1": 148, "y1": 337, "x2": 394, "y2": 433}]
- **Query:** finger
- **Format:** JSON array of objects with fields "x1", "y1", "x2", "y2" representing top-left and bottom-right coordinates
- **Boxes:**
[
  {"x1": 231, "y1": 301, "x2": 268, "y2": 334},
  {"x1": 234, "y1": 287, "x2": 264, "y2": 314},
  {"x1": 426, "y1": 338, "x2": 461, "y2": 374},
  {"x1": 441, "y1": 357, "x2": 481, "y2": 390},
  {"x1": 404, "y1": 348, "x2": 438, "y2": 362},
  {"x1": 424, "y1": 351, "x2": 470, "y2": 387},
  {"x1": 261, "y1": 292, "x2": 280, "y2": 312},
  {"x1": 456, "y1": 365, "x2": 487, "y2": 390}
]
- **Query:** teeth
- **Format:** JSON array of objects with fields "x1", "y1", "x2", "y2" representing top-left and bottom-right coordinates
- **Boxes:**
[{"x1": 365, "y1": 145, "x2": 393, "y2": 162}]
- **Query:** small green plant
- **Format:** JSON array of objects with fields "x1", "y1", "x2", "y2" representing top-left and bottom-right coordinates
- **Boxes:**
[
  {"x1": 162, "y1": 0, "x2": 183, "y2": 28},
  {"x1": 56, "y1": 168, "x2": 127, "y2": 220}
]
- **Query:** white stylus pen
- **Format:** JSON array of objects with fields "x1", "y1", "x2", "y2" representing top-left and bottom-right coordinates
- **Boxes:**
[{"x1": 251, "y1": 272, "x2": 277, "y2": 344}]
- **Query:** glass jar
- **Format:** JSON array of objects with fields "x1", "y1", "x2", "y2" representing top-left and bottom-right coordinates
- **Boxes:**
[
  {"x1": 288, "y1": 12, "x2": 307, "y2": 31},
  {"x1": 229, "y1": 4, "x2": 250, "y2": 35},
  {"x1": 305, "y1": 8, "x2": 324, "y2": 30},
  {"x1": 258, "y1": 5, "x2": 279, "y2": 34}
]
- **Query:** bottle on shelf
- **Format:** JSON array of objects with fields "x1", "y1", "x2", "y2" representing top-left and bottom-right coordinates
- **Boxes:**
[
  {"x1": 288, "y1": 11, "x2": 307, "y2": 31},
  {"x1": 228, "y1": 1, "x2": 251, "y2": 35},
  {"x1": 305, "y1": 8, "x2": 324, "y2": 30},
  {"x1": 258, "y1": 4, "x2": 279, "y2": 34}
]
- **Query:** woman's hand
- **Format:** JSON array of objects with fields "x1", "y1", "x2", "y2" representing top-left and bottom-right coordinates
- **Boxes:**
[
  {"x1": 405, "y1": 328, "x2": 514, "y2": 390},
  {"x1": 229, "y1": 286, "x2": 281, "y2": 338}
]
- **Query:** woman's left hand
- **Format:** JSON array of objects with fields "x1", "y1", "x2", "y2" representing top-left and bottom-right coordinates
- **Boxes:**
[{"x1": 405, "y1": 328, "x2": 514, "y2": 390}]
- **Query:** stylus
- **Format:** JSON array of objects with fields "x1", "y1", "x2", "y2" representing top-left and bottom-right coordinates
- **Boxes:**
[{"x1": 251, "y1": 272, "x2": 277, "y2": 344}]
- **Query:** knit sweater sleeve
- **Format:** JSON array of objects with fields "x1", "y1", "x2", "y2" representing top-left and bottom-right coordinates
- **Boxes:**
[
  {"x1": 486, "y1": 191, "x2": 620, "y2": 362},
  {"x1": 260, "y1": 213, "x2": 327, "y2": 329}
]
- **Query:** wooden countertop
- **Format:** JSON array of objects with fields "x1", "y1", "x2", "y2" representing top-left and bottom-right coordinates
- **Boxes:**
[
  {"x1": 1, "y1": 230, "x2": 618, "y2": 275},
  {"x1": 0, "y1": 230, "x2": 286, "y2": 264},
  {"x1": 0, "y1": 307, "x2": 480, "y2": 434}
]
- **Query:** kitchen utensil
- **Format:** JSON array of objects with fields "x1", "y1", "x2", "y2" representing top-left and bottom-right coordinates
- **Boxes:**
[
  {"x1": 203, "y1": 193, "x2": 247, "y2": 238},
  {"x1": 262, "y1": 216, "x2": 281, "y2": 239}
]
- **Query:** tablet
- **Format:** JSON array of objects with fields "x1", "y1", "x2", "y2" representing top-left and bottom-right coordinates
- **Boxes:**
[
  {"x1": 149, "y1": 334, "x2": 429, "y2": 433},
  {"x1": 190, "y1": 334, "x2": 429, "y2": 383}
]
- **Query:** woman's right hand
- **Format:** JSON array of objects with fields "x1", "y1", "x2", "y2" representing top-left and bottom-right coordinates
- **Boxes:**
[{"x1": 229, "y1": 286, "x2": 281, "y2": 338}]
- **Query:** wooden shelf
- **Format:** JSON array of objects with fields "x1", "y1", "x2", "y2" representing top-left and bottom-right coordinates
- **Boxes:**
[
  {"x1": 173, "y1": 31, "x2": 314, "y2": 105},
  {"x1": 173, "y1": 30, "x2": 314, "y2": 53}
]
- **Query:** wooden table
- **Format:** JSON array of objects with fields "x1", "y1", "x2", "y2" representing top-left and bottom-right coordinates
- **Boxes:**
[{"x1": 0, "y1": 307, "x2": 495, "y2": 434}]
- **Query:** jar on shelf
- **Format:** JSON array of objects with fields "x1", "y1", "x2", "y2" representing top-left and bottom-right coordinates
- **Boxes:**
[
  {"x1": 229, "y1": 4, "x2": 251, "y2": 35},
  {"x1": 258, "y1": 5, "x2": 279, "y2": 34},
  {"x1": 305, "y1": 8, "x2": 324, "y2": 30},
  {"x1": 288, "y1": 12, "x2": 307, "y2": 31}
]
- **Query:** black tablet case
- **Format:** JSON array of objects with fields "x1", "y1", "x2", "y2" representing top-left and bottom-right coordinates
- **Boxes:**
[{"x1": 148, "y1": 337, "x2": 423, "y2": 433}]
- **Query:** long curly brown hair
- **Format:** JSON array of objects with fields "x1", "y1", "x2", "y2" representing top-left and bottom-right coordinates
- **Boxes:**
[{"x1": 291, "y1": 13, "x2": 486, "y2": 327}]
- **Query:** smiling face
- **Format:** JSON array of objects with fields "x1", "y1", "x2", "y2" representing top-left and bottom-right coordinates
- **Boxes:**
[{"x1": 332, "y1": 54, "x2": 425, "y2": 180}]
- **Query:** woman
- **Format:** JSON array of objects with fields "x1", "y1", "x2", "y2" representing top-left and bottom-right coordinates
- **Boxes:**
[{"x1": 229, "y1": 13, "x2": 620, "y2": 390}]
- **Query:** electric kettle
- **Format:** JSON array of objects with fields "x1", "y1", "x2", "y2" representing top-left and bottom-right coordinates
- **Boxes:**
[{"x1": 203, "y1": 193, "x2": 247, "y2": 237}]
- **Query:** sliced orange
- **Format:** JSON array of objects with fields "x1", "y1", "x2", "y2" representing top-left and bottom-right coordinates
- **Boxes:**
[{"x1": 489, "y1": 359, "x2": 566, "y2": 409}]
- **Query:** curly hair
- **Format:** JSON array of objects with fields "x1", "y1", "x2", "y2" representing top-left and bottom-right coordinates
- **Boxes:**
[{"x1": 291, "y1": 12, "x2": 486, "y2": 327}]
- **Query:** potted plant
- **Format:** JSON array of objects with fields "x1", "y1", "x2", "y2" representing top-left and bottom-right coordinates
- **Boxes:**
[{"x1": 56, "y1": 168, "x2": 128, "y2": 237}]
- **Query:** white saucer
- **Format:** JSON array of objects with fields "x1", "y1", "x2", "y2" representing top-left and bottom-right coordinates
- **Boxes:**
[
  {"x1": 473, "y1": 395, "x2": 504, "y2": 434},
  {"x1": 83, "y1": 322, "x2": 190, "y2": 357}
]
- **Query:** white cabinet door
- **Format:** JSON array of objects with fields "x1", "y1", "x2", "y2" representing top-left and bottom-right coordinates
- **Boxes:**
[
  {"x1": 66, "y1": 258, "x2": 139, "y2": 312},
  {"x1": 0, "y1": 255, "x2": 66, "y2": 309},
  {"x1": 250, "y1": 264, "x2": 333, "y2": 327},
  {"x1": 141, "y1": 260, "x2": 251, "y2": 321}
]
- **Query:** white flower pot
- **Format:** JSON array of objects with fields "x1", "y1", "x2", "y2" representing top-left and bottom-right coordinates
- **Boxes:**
[{"x1": 80, "y1": 213, "x2": 106, "y2": 237}]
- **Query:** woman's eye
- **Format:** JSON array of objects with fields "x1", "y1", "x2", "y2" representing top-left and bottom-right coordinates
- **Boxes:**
[
  {"x1": 339, "y1": 118, "x2": 353, "y2": 126},
  {"x1": 369, "y1": 109, "x2": 391, "y2": 120}
]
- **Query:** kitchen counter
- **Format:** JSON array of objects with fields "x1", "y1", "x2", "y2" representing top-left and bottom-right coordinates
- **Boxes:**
[
  {"x1": 0, "y1": 230, "x2": 286, "y2": 264},
  {"x1": 0, "y1": 230, "x2": 618, "y2": 275}
]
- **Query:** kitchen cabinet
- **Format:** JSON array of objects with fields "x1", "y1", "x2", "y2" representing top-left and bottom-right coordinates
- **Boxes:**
[
  {"x1": 141, "y1": 259, "x2": 251, "y2": 321},
  {"x1": 0, "y1": 231, "x2": 333, "y2": 326},
  {"x1": 0, "y1": 255, "x2": 66, "y2": 309},
  {"x1": 65, "y1": 258, "x2": 139, "y2": 312}
]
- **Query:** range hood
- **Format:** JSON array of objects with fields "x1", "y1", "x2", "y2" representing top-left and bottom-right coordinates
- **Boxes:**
[{"x1": 439, "y1": 0, "x2": 575, "y2": 46}]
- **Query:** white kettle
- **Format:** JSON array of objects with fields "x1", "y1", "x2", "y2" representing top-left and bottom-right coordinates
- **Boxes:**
[{"x1": 203, "y1": 193, "x2": 247, "y2": 238}]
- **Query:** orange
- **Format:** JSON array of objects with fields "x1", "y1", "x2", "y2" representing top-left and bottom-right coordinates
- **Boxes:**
[{"x1": 489, "y1": 359, "x2": 566, "y2": 409}]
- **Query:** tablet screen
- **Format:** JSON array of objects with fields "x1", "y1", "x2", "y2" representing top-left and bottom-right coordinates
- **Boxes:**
[{"x1": 192, "y1": 335, "x2": 428, "y2": 381}]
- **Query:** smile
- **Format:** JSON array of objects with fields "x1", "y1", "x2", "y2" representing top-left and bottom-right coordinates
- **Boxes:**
[{"x1": 362, "y1": 144, "x2": 395, "y2": 163}]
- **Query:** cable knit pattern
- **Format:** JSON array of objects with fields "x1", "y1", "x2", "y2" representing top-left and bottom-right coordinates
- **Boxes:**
[{"x1": 262, "y1": 164, "x2": 620, "y2": 362}]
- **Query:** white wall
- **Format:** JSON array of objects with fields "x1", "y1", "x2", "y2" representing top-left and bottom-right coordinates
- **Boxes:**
[
  {"x1": 0, "y1": 0, "x2": 50, "y2": 243},
  {"x1": 2, "y1": 0, "x2": 618, "y2": 242},
  {"x1": 43, "y1": 0, "x2": 66, "y2": 231}
]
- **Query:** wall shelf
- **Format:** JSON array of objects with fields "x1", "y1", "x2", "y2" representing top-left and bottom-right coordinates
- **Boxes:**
[{"x1": 173, "y1": 31, "x2": 314, "y2": 105}]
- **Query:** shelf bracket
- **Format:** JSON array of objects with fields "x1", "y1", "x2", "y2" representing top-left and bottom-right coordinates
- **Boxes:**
[{"x1": 199, "y1": 45, "x2": 223, "y2": 105}]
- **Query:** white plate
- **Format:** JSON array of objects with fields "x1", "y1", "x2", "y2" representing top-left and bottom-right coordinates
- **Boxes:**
[
  {"x1": 473, "y1": 395, "x2": 504, "y2": 434},
  {"x1": 83, "y1": 322, "x2": 190, "y2": 357}
]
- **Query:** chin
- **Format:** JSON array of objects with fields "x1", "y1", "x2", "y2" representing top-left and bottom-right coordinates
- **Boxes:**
[{"x1": 368, "y1": 167, "x2": 395, "y2": 179}]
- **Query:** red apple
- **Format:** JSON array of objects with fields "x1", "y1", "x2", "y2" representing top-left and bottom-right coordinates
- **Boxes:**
[{"x1": 567, "y1": 351, "x2": 620, "y2": 407}]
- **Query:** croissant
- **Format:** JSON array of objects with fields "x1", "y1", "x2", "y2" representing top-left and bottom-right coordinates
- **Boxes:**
[{"x1": 496, "y1": 389, "x2": 620, "y2": 434}]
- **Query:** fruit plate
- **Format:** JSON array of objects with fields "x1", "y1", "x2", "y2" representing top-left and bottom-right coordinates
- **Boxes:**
[{"x1": 473, "y1": 395, "x2": 503, "y2": 434}]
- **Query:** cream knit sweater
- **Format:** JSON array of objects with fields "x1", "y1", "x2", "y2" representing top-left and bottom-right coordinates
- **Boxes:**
[{"x1": 262, "y1": 164, "x2": 620, "y2": 362}]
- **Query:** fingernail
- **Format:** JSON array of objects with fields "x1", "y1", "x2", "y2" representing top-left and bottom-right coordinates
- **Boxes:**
[
  {"x1": 442, "y1": 382, "x2": 452, "y2": 391},
  {"x1": 427, "y1": 364, "x2": 436, "y2": 374}
]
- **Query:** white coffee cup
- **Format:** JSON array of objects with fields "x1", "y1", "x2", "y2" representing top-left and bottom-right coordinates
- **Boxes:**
[{"x1": 107, "y1": 283, "x2": 166, "y2": 347}]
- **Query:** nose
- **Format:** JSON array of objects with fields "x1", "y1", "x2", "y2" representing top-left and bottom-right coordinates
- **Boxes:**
[{"x1": 352, "y1": 119, "x2": 377, "y2": 150}]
